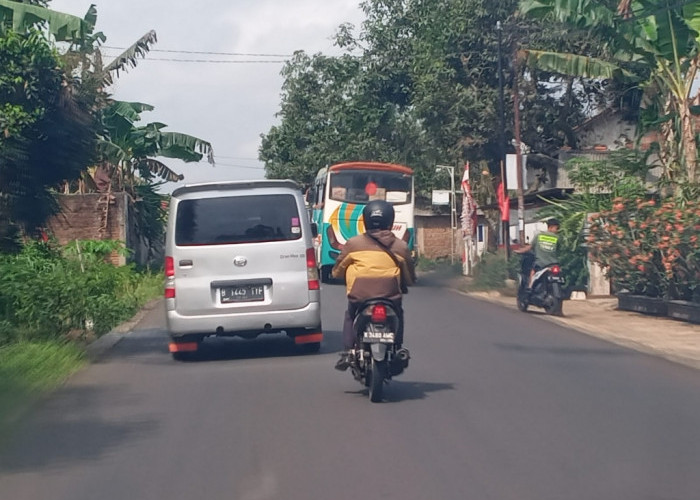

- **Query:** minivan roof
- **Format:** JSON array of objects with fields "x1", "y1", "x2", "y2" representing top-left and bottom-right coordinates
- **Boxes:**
[{"x1": 171, "y1": 180, "x2": 300, "y2": 198}]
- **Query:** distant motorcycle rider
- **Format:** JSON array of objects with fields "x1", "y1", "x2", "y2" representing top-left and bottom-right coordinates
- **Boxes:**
[
  {"x1": 514, "y1": 218, "x2": 561, "y2": 289},
  {"x1": 332, "y1": 200, "x2": 415, "y2": 371}
]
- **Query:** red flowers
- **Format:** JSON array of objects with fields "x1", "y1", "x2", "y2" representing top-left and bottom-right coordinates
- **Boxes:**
[{"x1": 588, "y1": 198, "x2": 700, "y2": 299}]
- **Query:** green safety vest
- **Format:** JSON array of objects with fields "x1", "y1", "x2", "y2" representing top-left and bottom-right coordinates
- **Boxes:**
[{"x1": 533, "y1": 231, "x2": 559, "y2": 267}]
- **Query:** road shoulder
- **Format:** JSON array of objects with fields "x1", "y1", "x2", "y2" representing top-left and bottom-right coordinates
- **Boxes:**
[{"x1": 458, "y1": 288, "x2": 700, "y2": 371}]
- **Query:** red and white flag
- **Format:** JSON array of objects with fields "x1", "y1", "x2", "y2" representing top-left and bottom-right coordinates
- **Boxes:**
[
  {"x1": 497, "y1": 181, "x2": 510, "y2": 222},
  {"x1": 460, "y1": 162, "x2": 477, "y2": 236}
]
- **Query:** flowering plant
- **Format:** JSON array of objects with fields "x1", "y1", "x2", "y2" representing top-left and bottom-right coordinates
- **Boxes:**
[{"x1": 587, "y1": 197, "x2": 700, "y2": 301}]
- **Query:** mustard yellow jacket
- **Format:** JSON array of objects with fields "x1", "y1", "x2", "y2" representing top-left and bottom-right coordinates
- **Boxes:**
[{"x1": 332, "y1": 229, "x2": 415, "y2": 302}]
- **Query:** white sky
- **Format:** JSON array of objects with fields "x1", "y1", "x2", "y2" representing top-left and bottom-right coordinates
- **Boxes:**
[{"x1": 50, "y1": 0, "x2": 366, "y2": 192}]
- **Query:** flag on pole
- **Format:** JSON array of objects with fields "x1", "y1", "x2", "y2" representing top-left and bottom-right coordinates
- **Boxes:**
[
  {"x1": 460, "y1": 162, "x2": 477, "y2": 236},
  {"x1": 497, "y1": 181, "x2": 510, "y2": 222}
]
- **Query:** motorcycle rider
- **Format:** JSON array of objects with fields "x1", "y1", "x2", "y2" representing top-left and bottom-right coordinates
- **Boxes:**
[
  {"x1": 332, "y1": 199, "x2": 415, "y2": 371},
  {"x1": 514, "y1": 218, "x2": 561, "y2": 289}
]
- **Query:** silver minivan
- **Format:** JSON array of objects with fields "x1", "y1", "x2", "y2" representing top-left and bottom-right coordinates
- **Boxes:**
[{"x1": 164, "y1": 180, "x2": 322, "y2": 359}]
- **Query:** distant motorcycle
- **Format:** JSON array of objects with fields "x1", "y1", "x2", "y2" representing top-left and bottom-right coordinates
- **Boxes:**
[
  {"x1": 517, "y1": 254, "x2": 564, "y2": 316},
  {"x1": 348, "y1": 298, "x2": 410, "y2": 402}
]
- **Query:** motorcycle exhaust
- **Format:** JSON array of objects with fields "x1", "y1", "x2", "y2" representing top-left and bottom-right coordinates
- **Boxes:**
[{"x1": 396, "y1": 348, "x2": 410, "y2": 362}]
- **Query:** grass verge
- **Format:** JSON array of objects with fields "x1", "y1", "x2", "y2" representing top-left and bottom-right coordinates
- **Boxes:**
[{"x1": 0, "y1": 341, "x2": 86, "y2": 434}]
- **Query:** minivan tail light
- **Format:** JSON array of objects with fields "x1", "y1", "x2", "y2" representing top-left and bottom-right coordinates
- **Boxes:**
[
  {"x1": 371, "y1": 304, "x2": 387, "y2": 323},
  {"x1": 165, "y1": 256, "x2": 175, "y2": 277},
  {"x1": 306, "y1": 248, "x2": 320, "y2": 290},
  {"x1": 165, "y1": 256, "x2": 176, "y2": 298}
]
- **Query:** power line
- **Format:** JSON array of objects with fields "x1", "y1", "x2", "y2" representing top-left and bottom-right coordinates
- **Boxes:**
[
  {"x1": 214, "y1": 162, "x2": 265, "y2": 169},
  {"x1": 214, "y1": 155, "x2": 260, "y2": 161},
  {"x1": 101, "y1": 54, "x2": 286, "y2": 63},
  {"x1": 102, "y1": 46, "x2": 292, "y2": 57}
]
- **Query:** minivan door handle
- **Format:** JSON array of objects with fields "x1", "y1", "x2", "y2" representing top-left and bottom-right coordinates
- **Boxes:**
[{"x1": 179, "y1": 259, "x2": 193, "y2": 267}]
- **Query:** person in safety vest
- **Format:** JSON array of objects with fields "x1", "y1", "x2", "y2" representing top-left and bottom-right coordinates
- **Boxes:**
[
  {"x1": 514, "y1": 218, "x2": 561, "y2": 289},
  {"x1": 331, "y1": 199, "x2": 415, "y2": 371}
]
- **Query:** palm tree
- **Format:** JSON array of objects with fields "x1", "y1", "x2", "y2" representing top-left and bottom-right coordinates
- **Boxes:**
[{"x1": 519, "y1": 0, "x2": 700, "y2": 187}]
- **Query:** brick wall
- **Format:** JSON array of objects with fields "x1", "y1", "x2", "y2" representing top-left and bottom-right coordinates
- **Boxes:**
[
  {"x1": 415, "y1": 214, "x2": 461, "y2": 259},
  {"x1": 47, "y1": 193, "x2": 129, "y2": 266}
]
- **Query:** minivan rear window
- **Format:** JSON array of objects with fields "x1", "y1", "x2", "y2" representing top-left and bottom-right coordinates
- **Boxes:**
[{"x1": 175, "y1": 194, "x2": 302, "y2": 246}]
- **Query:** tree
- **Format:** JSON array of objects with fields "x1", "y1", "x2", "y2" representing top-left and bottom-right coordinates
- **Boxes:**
[
  {"x1": 260, "y1": 50, "x2": 435, "y2": 189},
  {"x1": 260, "y1": 0, "x2": 612, "y2": 195},
  {"x1": 92, "y1": 100, "x2": 213, "y2": 190},
  {"x1": 519, "y1": 0, "x2": 700, "y2": 188},
  {"x1": 0, "y1": 27, "x2": 98, "y2": 249}
]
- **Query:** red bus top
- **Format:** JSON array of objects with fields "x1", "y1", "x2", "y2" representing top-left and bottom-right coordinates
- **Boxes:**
[{"x1": 328, "y1": 161, "x2": 413, "y2": 175}]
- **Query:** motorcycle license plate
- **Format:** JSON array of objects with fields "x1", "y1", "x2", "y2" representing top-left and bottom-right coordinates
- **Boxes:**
[{"x1": 363, "y1": 329, "x2": 395, "y2": 343}]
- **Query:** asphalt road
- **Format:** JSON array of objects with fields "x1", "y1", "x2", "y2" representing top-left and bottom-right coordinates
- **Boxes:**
[{"x1": 2, "y1": 278, "x2": 700, "y2": 500}]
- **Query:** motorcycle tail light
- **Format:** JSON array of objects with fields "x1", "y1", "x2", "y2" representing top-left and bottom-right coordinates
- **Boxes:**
[
  {"x1": 551, "y1": 265, "x2": 561, "y2": 276},
  {"x1": 371, "y1": 304, "x2": 387, "y2": 323}
]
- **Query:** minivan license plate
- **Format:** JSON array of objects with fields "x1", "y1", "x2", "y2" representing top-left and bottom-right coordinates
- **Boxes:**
[{"x1": 220, "y1": 284, "x2": 265, "y2": 303}]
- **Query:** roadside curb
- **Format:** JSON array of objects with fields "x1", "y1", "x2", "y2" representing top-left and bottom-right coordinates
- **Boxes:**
[
  {"x1": 85, "y1": 298, "x2": 161, "y2": 361},
  {"x1": 454, "y1": 287, "x2": 700, "y2": 372}
]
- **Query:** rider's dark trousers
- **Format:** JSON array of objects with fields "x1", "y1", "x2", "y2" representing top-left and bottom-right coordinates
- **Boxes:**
[{"x1": 342, "y1": 299, "x2": 404, "y2": 350}]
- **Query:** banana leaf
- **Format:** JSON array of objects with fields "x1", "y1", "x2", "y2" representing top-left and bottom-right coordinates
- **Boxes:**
[
  {"x1": 0, "y1": 0, "x2": 94, "y2": 42},
  {"x1": 103, "y1": 30, "x2": 157, "y2": 85},
  {"x1": 520, "y1": 49, "x2": 638, "y2": 81}
]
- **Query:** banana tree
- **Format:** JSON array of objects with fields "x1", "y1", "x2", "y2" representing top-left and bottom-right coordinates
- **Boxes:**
[
  {"x1": 97, "y1": 100, "x2": 214, "y2": 190},
  {"x1": 519, "y1": 0, "x2": 700, "y2": 185}
]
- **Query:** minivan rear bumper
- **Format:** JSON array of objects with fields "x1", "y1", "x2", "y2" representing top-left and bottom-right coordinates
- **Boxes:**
[{"x1": 166, "y1": 301, "x2": 321, "y2": 337}]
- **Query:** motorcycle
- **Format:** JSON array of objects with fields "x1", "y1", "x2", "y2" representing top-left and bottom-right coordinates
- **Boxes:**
[
  {"x1": 517, "y1": 253, "x2": 564, "y2": 316},
  {"x1": 348, "y1": 298, "x2": 410, "y2": 403}
]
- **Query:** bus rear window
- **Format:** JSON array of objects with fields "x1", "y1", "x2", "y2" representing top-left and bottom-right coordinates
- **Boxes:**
[
  {"x1": 329, "y1": 170, "x2": 412, "y2": 204},
  {"x1": 175, "y1": 194, "x2": 302, "y2": 246}
]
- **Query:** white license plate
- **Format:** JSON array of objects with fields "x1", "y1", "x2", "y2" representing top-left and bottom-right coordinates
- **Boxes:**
[
  {"x1": 220, "y1": 284, "x2": 265, "y2": 303},
  {"x1": 363, "y1": 330, "x2": 395, "y2": 343}
]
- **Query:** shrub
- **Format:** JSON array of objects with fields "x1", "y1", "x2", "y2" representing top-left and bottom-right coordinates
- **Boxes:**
[
  {"x1": 472, "y1": 250, "x2": 517, "y2": 289},
  {"x1": 0, "y1": 240, "x2": 163, "y2": 344},
  {"x1": 588, "y1": 197, "x2": 700, "y2": 300}
]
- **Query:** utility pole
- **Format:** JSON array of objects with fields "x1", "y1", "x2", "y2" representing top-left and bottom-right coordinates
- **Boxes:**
[
  {"x1": 497, "y1": 20, "x2": 510, "y2": 259},
  {"x1": 512, "y1": 55, "x2": 526, "y2": 244},
  {"x1": 436, "y1": 165, "x2": 456, "y2": 265}
]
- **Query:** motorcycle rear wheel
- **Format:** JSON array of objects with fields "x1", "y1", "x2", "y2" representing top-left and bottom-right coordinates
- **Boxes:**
[
  {"x1": 544, "y1": 297, "x2": 563, "y2": 316},
  {"x1": 369, "y1": 358, "x2": 387, "y2": 403}
]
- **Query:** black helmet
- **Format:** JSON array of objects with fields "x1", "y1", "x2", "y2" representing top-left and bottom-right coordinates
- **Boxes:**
[
  {"x1": 363, "y1": 200, "x2": 395, "y2": 230},
  {"x1": 547, "y1": 218, "x2": 561, "y2": 228}
]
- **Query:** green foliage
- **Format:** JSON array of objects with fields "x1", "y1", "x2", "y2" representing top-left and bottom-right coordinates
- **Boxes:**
[
  {"x1": 519, "y1": 0, "x2": 700, "y2": 185},
  {"x1": 99, "y1": 100, "x2": 214, "y2": 185},
  {"x1": 0, "y1": 27, "x2": 99, "y2": 237},
  {"x1": 260, "y1": 0, "x2": 609, "y2": 192},
  {"x1": 472, "y1": 250, "x2": 516, "y2": 290},
  {"x1": 588, "y1": 198, "x2": 700, "y2": 300},
  {"x1": 0, "y1": 0, "x2": 94, "y2": 42},
  {"x1": 0, "y1": 340, "x2": 85, "y2": 426},
  {"x1": 0, "y1": 240, "x2": 163, "y2": 345},
  {"x1": 536, "y1": 150, "x2": 651, "y2": 290}
]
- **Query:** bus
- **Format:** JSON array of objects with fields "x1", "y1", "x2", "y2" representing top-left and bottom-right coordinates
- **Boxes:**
[{"x1": 307, "y1": 161, "x2": 415, "y2": 282}]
